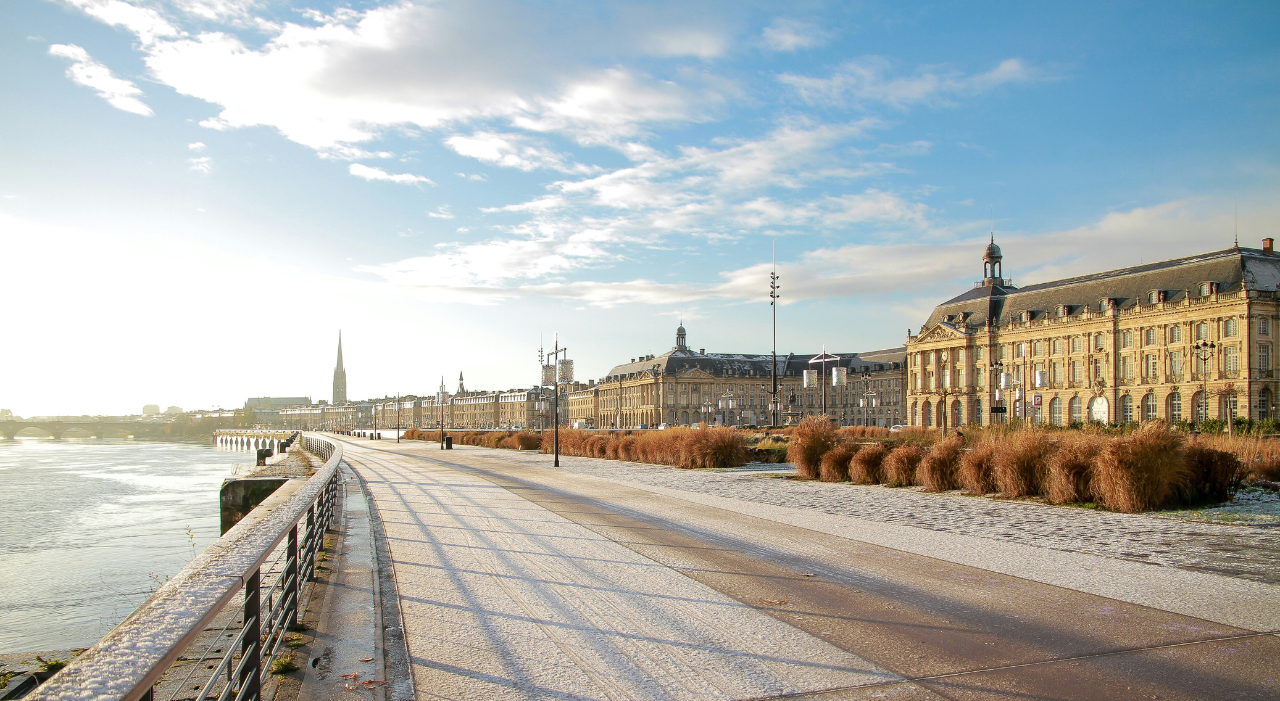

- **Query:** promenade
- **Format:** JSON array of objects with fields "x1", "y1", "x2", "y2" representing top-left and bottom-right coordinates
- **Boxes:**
[{"x1": 336, "y1": 436, "x2": 1280, "y2": 700}]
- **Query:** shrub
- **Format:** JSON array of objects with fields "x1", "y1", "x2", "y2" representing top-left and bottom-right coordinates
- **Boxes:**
[
  {"x1": 819, "y1": 443, "x2": 858, "y2": 482},
  {"x1": 1045, "y1": 434, "x2": 1103, "y2": 504},
  {"x1": 993, "y1": 431, "x2": 1055, "y2": 498},
  {"x1": 958, "y1": 441, "x2": 998, "y2": 495},
  {"x1": 788, "y1": 416, "x2": 838, "y2": 479},
  {"x1": 684, "y1": 427, "x2": 750, "y2": 469},
  {"x1": 883, "y1": 445, "x2": 924, "y2": 487},
  {"x1": 1092, "y1": 425, "x2": 1190, "y2": 513},
  {"x1": 1183, "y1": 443, "x2": 1241, "y2": 504},
  {"x1": 849, "y1": 443, "x2": 887, "y2": 484},
  {"x1": 918, "y1": 438, "x2": 963, "y2": 492}
]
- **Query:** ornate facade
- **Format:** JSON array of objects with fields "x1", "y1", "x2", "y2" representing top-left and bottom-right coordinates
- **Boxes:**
[
  {"x1": 593, "y1": 326, "x2": 906, "y2": 428},
  {"x1": 906, "y1": 238, "x2": 1280, "y2": 427}
]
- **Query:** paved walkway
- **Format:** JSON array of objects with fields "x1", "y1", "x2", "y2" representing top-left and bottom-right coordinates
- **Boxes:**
[{"x1": 336, "y1": 437, "x2": 1280, "y2": 700}]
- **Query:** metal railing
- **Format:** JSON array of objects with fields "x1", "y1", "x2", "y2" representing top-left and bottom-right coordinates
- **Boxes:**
[{"x1": 31, "y1": 435, "x2": 341, "y2": 701}]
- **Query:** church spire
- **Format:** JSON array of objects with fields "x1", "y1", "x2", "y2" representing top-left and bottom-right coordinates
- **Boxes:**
[{"x1": 332, "y1": 332, "x2": 348, "y2": 405}]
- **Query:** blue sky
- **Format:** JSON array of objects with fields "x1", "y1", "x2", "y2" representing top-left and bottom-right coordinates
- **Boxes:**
[{"x1": 2, "y1": 0, "x2": 1278, "y2": 416}]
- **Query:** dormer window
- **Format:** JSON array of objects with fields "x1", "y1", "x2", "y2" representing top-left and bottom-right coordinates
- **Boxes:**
[
  {"x1": 1019, "y1": 311, "x2": 1030, "y2": 323},
  {"x1": 1099, "y1": 299, "x2": 1110, "y2": 311},
  {"x1": 1198, "y1": 283, "x2": 1213, "y2": 297},
  {"x1": 1148, "y1": 290, "x2": 1161, "y2": 304},
  {"x1": 1056, "y1": 305, "x2": 1068, "y2": 317}
]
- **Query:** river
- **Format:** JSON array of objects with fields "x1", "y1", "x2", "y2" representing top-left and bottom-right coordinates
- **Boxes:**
[{"x1": 0, "y1": 439, "x2": 246, "y2": 653}]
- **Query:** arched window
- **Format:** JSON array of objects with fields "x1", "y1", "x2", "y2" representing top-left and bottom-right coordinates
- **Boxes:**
[
  {"x1": 1069, "y1": 396, "x2": 1082, "y2": 423},
  {"x1": 922, "y1": 401, "x2": 931, "y2": 427},
  {"x1": 1261, "y1": 388, "x2": 1272, "y2": 420},
  {"x1": 1143, "y1": 393, "x2": 1157, "y2": 421},
  {"x1": 1192, "y1": 391, "x2": 1207, "y2": 423},
  {"x1": 952, "y1": 400, "x2": 962, "y2": 428},
  {"x1": 1121, "y1": 395, "x2": 1134, "y2": 423},
  {"x1": 1050, "y1": 397, "x2": 1062, "y2": 426},
  {"x1": 975, "y1": 399, "x2": 983, "y2": 424},
  {"x1": 1168, "y1": 392, "x2": 1182, "y2": 422}
]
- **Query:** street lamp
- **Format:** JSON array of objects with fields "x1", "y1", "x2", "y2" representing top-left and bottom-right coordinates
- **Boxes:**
[
  {"x1": 769, "y1": 248, "x2": 781, "y2": 428},
  {"x1": 860, "y1": 367, "x2": 872, "y2": 427},
  {"x1": 1191, "y1": 340, "x2": 1218, "y2": 429},
  {"x1": 808, "y1": 347, "x2": 840, "y2": 420},
  {"x1": 718, "y1": 390, "x2": 736, "y2": 427}
]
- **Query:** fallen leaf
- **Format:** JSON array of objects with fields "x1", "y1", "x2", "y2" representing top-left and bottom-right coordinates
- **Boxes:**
[{"x1": 359, "y1": 657, "x2": 373, "y2": 662}]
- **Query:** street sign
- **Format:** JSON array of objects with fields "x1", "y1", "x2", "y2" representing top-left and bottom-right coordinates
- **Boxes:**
[
  {"x1": 990, "y1": 406, "x2": 1008, "y2": 414},
  {"x1": 1033, "y1": 393, "x2": 1043, "y2": 407}
]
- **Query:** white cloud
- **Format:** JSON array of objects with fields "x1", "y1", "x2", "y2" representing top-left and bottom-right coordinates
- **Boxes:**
[
  {"x1": 444, "y1": 131, "x2": 595, "y2": 173},
  {"x1": 780, "y1": 57, "x2": 1043, "y2": 108},
  {"x1": 482, "y1": 195, "x2": 567, "y2": 213},
  {"x1": 188, "y1": 155, "x2": 212, "y2": 173},
  {"x1": 188, "y1": 141, "x2": 206, "y2": 151},
  {"x1": 318, "y1": 145, "x2": 395, "y2": 161},
  {"x1": 761, "y1": 19, "x2": 829, "y2": 52},
  {"x1": 48, "y1": 43, "x2": 153, "y2": 116},
  {"x1": 641, "y1": 28, "x2": 728, "y2": 59},
  {"x1": 348, "y1": 163, "x2": 433, "y2": 185},
  {"x1": 61, "y1": 0, "x2": 181, "y2": 45},
  {"x1": 427, "y1": 206, "x2": 454, "y2": 219}
]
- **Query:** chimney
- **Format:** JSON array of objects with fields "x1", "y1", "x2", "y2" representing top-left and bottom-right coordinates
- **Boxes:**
[
  {"x1": 1265, "y1": 238, "x2": 1274, "y2": 255},
  {"x1": 699, "y1": 348, "x2": 706, "y2": 354}
]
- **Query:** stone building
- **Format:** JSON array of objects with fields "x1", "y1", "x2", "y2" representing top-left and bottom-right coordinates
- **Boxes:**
[
  {"x1": 595, "y1": 325, "x2": 906, "y2": 428},
  {"x1": 906, "y1": 238, "x2": 1280, "y2": 428},
  {"x1": 566, "y1": 382, "x2": 600, "y2": 427}
]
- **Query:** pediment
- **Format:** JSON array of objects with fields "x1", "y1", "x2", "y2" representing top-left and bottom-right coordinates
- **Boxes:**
[
  {"x1": 678, "y1": 368, "x2": 717, "y2": 379},
  {"x1": 915, "y1": 323, "x2": 967, "y2": 344}
]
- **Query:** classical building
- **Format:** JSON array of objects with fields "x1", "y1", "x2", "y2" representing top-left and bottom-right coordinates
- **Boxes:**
[
  {"x1": 906, "y1": 238, "x2": 1280, "y2": 428},
  {"x1": 595, "y1": 325, "x2": 906, "y2": 428},
  {"x1": 333, "y1": 332, "x2": 347, "y2": 405}
]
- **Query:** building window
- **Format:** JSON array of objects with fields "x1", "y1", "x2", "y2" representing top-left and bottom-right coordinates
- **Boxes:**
[
  {"x1": 1148, "y1": 291, "x2": 1159, "y2": 304},
  {"x1": 1262, "y1": 345, "x2": 1271, "y2": 371},
  {"x1": 1095, "y1": 334, "x2": 1106, "y2": 350},
  {"x1": 1193, "y1": 392, "x2": 1207, "y2": 422},
  {"x1": 1145, "y1": 328, "x2": 1156, "y2": 346},
  {"x1": 1094, "y1": 358, "x2": 1106, "y2": 380},
  {"x1": 1168, "y1": 392, "x2": 1182, "y2": 422},
  {"x1": 975, "y1": 399, "x2": 983, "y2": 424},
  {"x1": 1224, "y1": 318, "x2": 1238, "y2": 337},
  {"x1": 1122, "y1": 356, "x2": 1134, "y2": 380},
  {"x1": 1071, "y1": 361, "x2": 1083, "y2": 383},
  {"x1": 1143, "y1": 393, "x2": 1157, "y2": 421},
  {"x1": 975, "y1": 346, "x2": 984, "y2": 361},
  {"x1": 1146, "y1": 354, "x2": 1159, "y2": 379},
  {"x1": 1199, "y1": 283, "x2": 1212, "y2": 296},
  {"x1": 1196, "y1": 323, "x2": 1209, "y2": 341},
  {"x1": 1225, "y1": 346, "x2": 1239, "y2": 375},
  {"x1": 1068, "y1": 396, "x2": 1082, "y2": 423},
  {"x1": 1122, "y1": 330, "x2": 1133, "y2": 348},
  {"x1": 1035, "y1": 341, "x2": 1046, "y2": 357},
  {"x1": 1170, "y1": 351, "x2": 1184, "y2": 378},
  {"x1": 1071, "y1": 336, "x2": 1083, "y2": 353},
  {"x1": 1169, "y1": 326, "x2": 1182, "y2": 343},
  {"x1": 1261, "y1": 318, "x2": 1271, "y2": 336},
  {"x1": 1052, "y1": 339, "x2": 1063, "y2": 355},
  {"x1": 1121, "y1": 395, "x2": 1134, "y2": 423},
  {"x1": 1051, "y1": 362, "x2": 1061, "y2": 384},
  {"x1": 1050, "y1": 397, "x2": 1062, "y2": 426}
]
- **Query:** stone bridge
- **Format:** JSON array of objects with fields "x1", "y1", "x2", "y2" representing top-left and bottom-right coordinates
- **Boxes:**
[{"x1": 0, "y1": 420, "x2": 172, "y2": 440}]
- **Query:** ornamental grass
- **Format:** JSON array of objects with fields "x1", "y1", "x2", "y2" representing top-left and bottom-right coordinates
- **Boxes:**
[
  {"x1": 1044, "y1": 433, "x2": 1104, "y2": 505},
  {"x1": 819, "y1": 443, "x2": 859, "y2": 482},
  {"x1": 883, "y1": 444, "x2": 924, "y2": 487},
  {"x1": 993, "y1": 430, "x2": 1056, "y2": 498},
  {"x1": 1091, "y1": 425, "x2": 1190, "y2": 513},
  {"x1": 788, "y1": 416, "x2": 839, "y2": 480},
  {"x1": 918, "y1": 437, "x2": 963, "y2": 492},
  {"x1": 849, "y1": 443, "x2": 887, "y2": 484},
  {"x1": 958, "y1": 440, "x2": 998, "y2": 495}
]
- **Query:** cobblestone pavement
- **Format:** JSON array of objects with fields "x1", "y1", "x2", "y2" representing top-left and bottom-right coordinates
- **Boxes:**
[{"x1": 474, "y1": 448, "x2": 1280, "y2": 585}]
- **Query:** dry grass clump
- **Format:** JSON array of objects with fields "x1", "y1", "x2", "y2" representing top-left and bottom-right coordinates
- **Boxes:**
[
  {"x1": 883, "y1": 445, "x2": 924, "y2": 487},
  {"x1": 1183, "y1": 443, "x2": 1241, "y2": 504},
  {"x1": 543, "y1": 426, "x2": 748, "y2": 469},
  {"x1": 993, "y1": 431, "x2": 1056, "y2": 498},
  {"x1": 918, "y1": 437, "x2": 963, "y2": 492},
  {"x1": 958, "y1": 441, "x2": 998, "y2": 495},
  {"x1": 1044, "y1": 434, "x2": 1104, "y2": 504},
  {"x1": 1092, "y1": 425, "x2": 1190, "y2": 513},
  {"x1": 819, "y1": 443, "x2": 859, "y2": 482},
  {"x1": 849, "y1": 443, "x2": 887, "y2": 484},
  {"x1": 837, "y1": 426, "x2": 891, "y2": 439},
  {"x1": 788, "y1": 417, "x2": 839, "y2": 480},
  {"x1": 497, "y1": 432, "x2": 543, "y2": 450}
]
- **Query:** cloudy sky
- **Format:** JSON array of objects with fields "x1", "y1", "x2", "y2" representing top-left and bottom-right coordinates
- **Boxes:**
[{"x1": 2, "y1": 1, "x2": 1278, "y2": 416}]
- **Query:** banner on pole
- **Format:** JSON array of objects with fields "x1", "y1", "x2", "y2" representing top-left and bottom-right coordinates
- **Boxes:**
[
  {"x1": 542, "y1": 364, "x2": 556, "y2": 386},
  {"x1": 558, "y1": 359, "x2": 574, "y2": 383},
  {"x1": 803, "y1": 369, "x2": 817, "y2": 388},
  {"x1": 832, "y1": 367, "x2": 848, "y2": 387}
]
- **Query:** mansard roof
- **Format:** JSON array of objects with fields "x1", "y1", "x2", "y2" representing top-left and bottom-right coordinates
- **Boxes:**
[
  {"x1": 604, "y1": 346, "x2": 905, "y2": 381},
  {"x1": 923, "y1": 246, "x2": 1278, "y2": 331}
]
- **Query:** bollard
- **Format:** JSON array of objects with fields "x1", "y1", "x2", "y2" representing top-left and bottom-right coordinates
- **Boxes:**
[
  {"x1": 256, "y1": 447, "x2": 273, "y2": 466},
  {"x1": 444, "y1": 436, "x2": 453, "y2": 450}
]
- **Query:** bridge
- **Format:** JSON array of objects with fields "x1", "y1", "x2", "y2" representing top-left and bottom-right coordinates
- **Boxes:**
[{"x1": 0, "y1": 420, "x2": 174, "y2": 440}]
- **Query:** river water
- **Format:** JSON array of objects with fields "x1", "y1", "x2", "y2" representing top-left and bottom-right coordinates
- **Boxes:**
[{"x1": 0, "y1": 439, "x2": 247, "y2": 653}]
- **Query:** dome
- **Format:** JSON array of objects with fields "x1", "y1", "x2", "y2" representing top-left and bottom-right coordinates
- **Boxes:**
[
  {"x1": 983, "y1": 241, "x2": 1002, "y2": 262},
  {"x1": 677, "y1": 325, "x2": 686, "y2": 334}
]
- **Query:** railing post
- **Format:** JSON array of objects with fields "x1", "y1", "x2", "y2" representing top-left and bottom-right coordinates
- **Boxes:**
[
  {"x1": 241, "y1": 568, "x2": 261, "y2": 701},
  {"x1": 286, "y1": 525, "x2": 299, "y2": 627},
  {"x1": 305, "y1": 504, "x2": 316, "y2": 580}
]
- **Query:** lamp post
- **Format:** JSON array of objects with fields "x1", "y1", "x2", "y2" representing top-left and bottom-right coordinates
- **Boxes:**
[
  {"x1": 808, "y1": 348, "x2": 840, "y2": 420},
  {"x1": 991, "y1": 361, "x2": 1005, "y2": 424},
  {"x1": 718, "y1": 390, "x2": 736, "y2": 427},
  {"x1": 860, "y1": 367, "x2": 871, "y2": 426},
  {"x1": 1191, "y1": 340, "x2": 1218, "y2": 430},
  {"x1": 769, "y1": 249, "x2": 781, "y2": 428},
  {"x1": 547, "y1": 334, "x2": 570, "y2": 466}
]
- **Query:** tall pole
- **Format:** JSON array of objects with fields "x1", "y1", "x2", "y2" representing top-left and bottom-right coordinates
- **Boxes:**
[
  {"x1": 553, "y1": 333, "x2": 561, "y2": 467},
  {"x1": 770, "y1": 243, "x2": 780, "y2": 427},
  {"x1": 439, "y1": 376, "x2": 445, "y2": 449},
  {"x1": 821, "y1": 345, "x2": 828, "y2": 418},
  {"x1": 396, "y1": 393, "x2": 401, "y2": 443}
]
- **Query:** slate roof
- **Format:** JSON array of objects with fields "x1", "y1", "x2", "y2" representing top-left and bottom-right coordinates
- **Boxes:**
[
  {"x1": 924, "y1": 246, "x2": 1280, "y2": 330},
  {"x1": 604, "y1": 343, "x2": 905, "y2": 380}
]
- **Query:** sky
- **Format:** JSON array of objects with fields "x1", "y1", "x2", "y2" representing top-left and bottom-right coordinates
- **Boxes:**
[{"x1": 2, "y1": 0, "x2": 1278, "y2": 417}]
